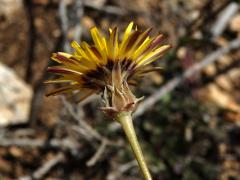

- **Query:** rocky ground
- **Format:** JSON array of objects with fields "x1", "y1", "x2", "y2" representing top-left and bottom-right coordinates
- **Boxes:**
[{"x1": 0, "y1": 0, "x2": 240, "y2": 179}]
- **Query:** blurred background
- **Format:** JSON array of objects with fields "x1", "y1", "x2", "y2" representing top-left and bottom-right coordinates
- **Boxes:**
[{"x1": 0, "y1": 0, "x2": 240, "y2": 179}]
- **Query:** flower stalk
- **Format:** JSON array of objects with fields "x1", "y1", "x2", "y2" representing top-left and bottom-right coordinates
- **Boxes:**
[{"x1": 116, "y1": 112, "x2": 152, "y2": 180}]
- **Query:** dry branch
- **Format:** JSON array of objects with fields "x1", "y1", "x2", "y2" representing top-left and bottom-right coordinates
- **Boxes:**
[
  {"x1": 0, "y1": 137, "x2": 78, "y2": 150},
  {"x1": 84, "y1": 1, "x2": 125, "y2": 15},
  {"x1": 86, "y1": 139, "x2": 107, "y2": 167},
  {"x1": 134, "y1": 38, "x2": 240, "y2": 118},
  {"x1": 211, "y1": 2, "x2": 239, "y2": 39},
  {"x1": 61, "y1": 96, "x2": 103, "y2": 141},
  {"x1": 19, "y1": 153, "x2": 65, "y2": 180}
]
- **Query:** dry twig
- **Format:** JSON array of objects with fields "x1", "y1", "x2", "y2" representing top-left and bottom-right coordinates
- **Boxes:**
[
  {"x1": 59, "y1": 0, "x2": 84, "y2": 52},
  {"x1": 61, "y1": 96, "x2": 122, "y2": 166},
  {"x1": 61, "y1": 96, "x2": 103, "y2": 141},
  {"x1": 84, "y1": 1, "x2": 125, "y2": 15},
  {"x1": 107, "y1": 160, "x2": 138, "y2": 180},
  {"x1": 134, "y1": 38, "x2": 240, "y2": 118},
  {"x1": 19, "y1": 153, "x2": 65, "y2": 180},
  {"x1": 24, "y1": 0, "x2": 37, "y2": 83},
  {"x1": 211, "y1": 2, "x2": 239, "y2": 39},
  {"x1": 0, "y1": 137, "x2": 78, "y2": 150},
  {"x1": 59, "y1": 0, "x2": 71, "y2": 52},
  {"x1": 86, "y1": 139, "x2": 108, "y2": 166}
]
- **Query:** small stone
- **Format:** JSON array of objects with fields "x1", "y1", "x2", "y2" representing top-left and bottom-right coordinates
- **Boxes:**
[
  {"x1": 0, "y1": 0, "x2": 23, "y2": 19},
  {"x1": 82, "y1": 16, "x2": 95, "y2": 29},
  {"x1": 206, "y1": 84, "x2": 240, "y2": 112},
  {"x1": 149, "y1": 72, "x2": 163, "y2": 85},
  {"x1": 204, "y1": 64, "x2": 217, "y2": 76},
  {"x1": 177, "y1": 47, "x2": 187, "y2": 60},
  {"x1": 0, "y1": 63, "x2": 32, "y2": 126},
  {"x1": 217, "y1": 55, "x2": 232, "y2": 68},
  {"x1": 216, "y1": 75, "x2": 233, "y2": 91},
  {"x1": 9, "y1": 147, "x2": 23, "y2": 158},
  {"x1": 230, "y1": 14, "x2": 240, "y2": 32},
  {"x1": 227, "y1": 68, "x2": 240, "y2": 81}
]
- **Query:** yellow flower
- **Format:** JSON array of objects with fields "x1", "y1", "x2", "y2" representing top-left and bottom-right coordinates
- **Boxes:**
[{"x1": 46, "y1": 22, "x2": 171, "y2": 117}]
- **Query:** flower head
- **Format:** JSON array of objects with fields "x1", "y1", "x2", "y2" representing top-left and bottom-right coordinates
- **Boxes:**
[{"x1": 46, "y1": 22, "x2": 171, "y2": 117}]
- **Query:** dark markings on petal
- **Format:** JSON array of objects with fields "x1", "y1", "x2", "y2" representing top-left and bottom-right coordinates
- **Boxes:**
[
  {"x1": 135, "y1": 28, "x2": 152, "y2": 47},
  {"x1": 90, "y1": 46, "x2": 102, "y2": 59},
  {"x1": 125, "y1": 31, "x2": 141, "y2": 52},
  {"x1": 121, "y1": 58, "x2": 134, "y2": 71},
  {"x1": 112, "y1": 27, "x2": 118, "y2": 45},
  {"x1": 140, "y1": 45, "x2": 171, "y2": 66},
  {"x1": 47, "y1": 67, "x2": 73, "y2": 74},
  {"x1": 47, "y1": 67, "x2": 82, "y2": 76},
  {"x1": 46, "y1": 85, "x2": 78, "y2": 96},
  {"x1": 55, "y1": 54, "x2": 79, "y2": 65},
  {"x1": 81, "y1": 61, "x2": 115, "y2": 89},
  {"x1": 137, "y1": 67, "x2": 163, "y2": 74},
  {"x1": 131, "y1": 67, "x2": 163, "y2": 80},
  {"x1": 81, "y1": 77, "x2": 103, "y2": 89},
  {"x1": 143, "y1": 34, "x2": 164, "y2": 54},
  {"x1": 106, "y1": 59, "x2": 114, "y2": 70},
  {"x1": 74, "y1": 90, "x2": 95, "y2": 103}
]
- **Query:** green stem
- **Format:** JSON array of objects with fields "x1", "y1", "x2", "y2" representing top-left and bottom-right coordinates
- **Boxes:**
[{"x1": 116, "y1": 112, "x2": 152, "y2": 180}]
